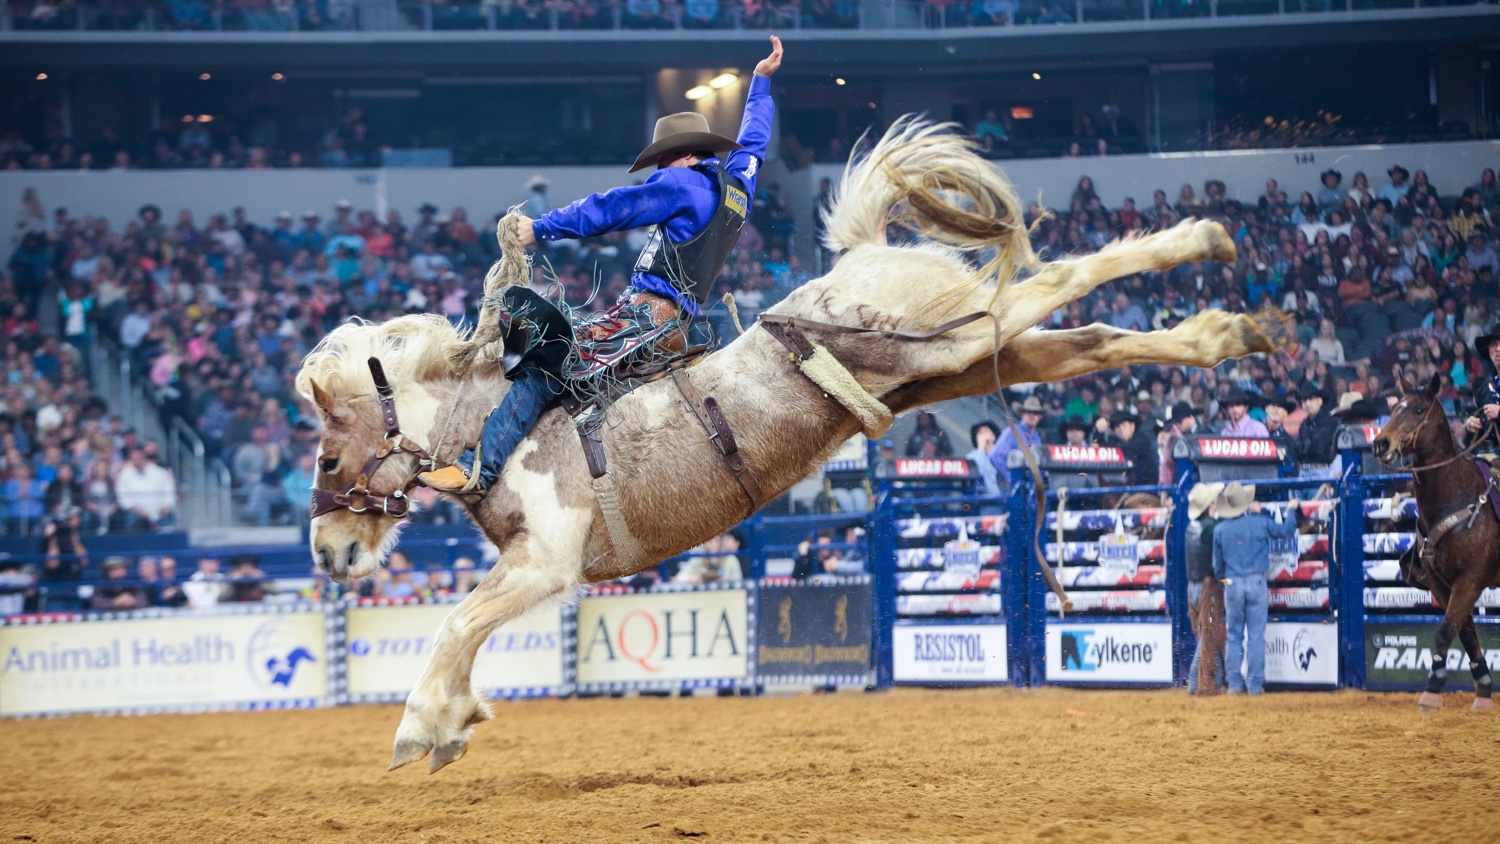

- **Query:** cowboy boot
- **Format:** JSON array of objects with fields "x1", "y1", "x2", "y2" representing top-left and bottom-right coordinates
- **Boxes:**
[{"x1": 419, "y1": 441, "x2": 485, "y2": 494}]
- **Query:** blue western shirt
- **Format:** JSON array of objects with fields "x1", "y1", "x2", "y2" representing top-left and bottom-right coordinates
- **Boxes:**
[
  {"x1": 531, "y1": 74, "x2": 775, "y2": 316},
  {"x1": 989, "y1": 423, "x2": 1041, "y2": 480},
  {"x1": 1212, "y1": 511, "x2": 1296, "y2": 581}
]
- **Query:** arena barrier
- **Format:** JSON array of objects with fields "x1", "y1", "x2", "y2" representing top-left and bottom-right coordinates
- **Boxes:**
[{"x1": 8, "y1": 425, "x2": 1500, "y2": 715}]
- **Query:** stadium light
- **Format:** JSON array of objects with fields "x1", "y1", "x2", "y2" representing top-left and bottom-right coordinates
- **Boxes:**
[
  {"x1": 709, "y1": 72, "x2": 737, "y2": 90},
  {"x1": 1032, "y1": 72, "x2": 1041, "y2": 80},
  {"x1": 199, "y1": 72, "x2": 212, "y2": 81},
  {"x1": 685, "y1": 85, "x2": 713, "y2": 101},
  {"x1": 35, "y1": 73, "x2": 47, "y2": 81},
  {"x1": 272, "y1": 73, "x2": 285, "y2": 81},
  {"x1": 835, "y1": 78, "x2": 846, "y2": 86}
]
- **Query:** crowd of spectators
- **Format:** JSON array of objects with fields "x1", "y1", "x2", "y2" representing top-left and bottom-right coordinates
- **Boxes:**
[{"x1": 3, "y1": 172, "x2": 800, "y2": 534}]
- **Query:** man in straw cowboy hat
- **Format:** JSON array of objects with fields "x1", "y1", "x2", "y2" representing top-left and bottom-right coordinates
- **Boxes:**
[
  {"x1": 1212, "y1": 482, "x2": 1301, "y2": 695},
  {"x1": 1185, "y1": 481, "x2": 1224, "y2": 695},
  {"x1": 988, "y1": 396, "x2": 1045, "y2": 491},
  {"x1": 422, "y1": 36, "x2": 783, "y2": 494}
]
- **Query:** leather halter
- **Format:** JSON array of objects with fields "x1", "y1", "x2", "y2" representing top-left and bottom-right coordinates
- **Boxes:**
[{"x1": 309, "y1": 357, "x2": 437, "y2": 520}]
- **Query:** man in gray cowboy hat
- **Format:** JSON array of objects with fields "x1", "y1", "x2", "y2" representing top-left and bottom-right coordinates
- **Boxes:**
[
  {"x1": 1213, "y1": 482, "x2": 1301, "y2": 695},
  {"x1": 988, "y1": 396, "x2": 1045, "y2": 486},
  {"x1": 422, "y1": 36, "x2": 783, "y2": 494}
]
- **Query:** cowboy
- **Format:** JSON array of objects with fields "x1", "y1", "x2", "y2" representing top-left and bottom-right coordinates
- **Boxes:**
[
  {"x1": 421, "y1": 36, "x2": 783, "y2": 494},
  {"x1": 1213, "y1": 483, "x2": 1301, "y2": 696},
  {"x1": 1219, "y1": 387, "x2": 1269, "y2": 438},
  {"x1": 1185, "y1": 481, "x2": 1224, "y2": 695},
  {"x1": 989, "y1": 396, "x2": 1044, "y2": 486},
  {"x1": 1462, "y1": 330, "x2": 1500, "y2": 451}
]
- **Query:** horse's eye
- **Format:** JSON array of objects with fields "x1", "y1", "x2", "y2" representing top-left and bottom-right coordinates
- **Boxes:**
[{"x1": 320, "y1": 457, "x2": 339, "y2": 474}]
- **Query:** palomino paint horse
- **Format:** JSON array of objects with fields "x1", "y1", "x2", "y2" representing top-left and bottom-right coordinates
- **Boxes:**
[
  {"x1": 297, "y1": 119, "x2": 1275, "y2": 773},
  {"x1": 1372, "y1": 375, "x2": 1498, "y2": 712}
]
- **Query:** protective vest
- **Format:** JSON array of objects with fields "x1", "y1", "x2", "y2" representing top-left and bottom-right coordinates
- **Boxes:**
[{"x1": 634, "y1": 161, "x2": 749, "y2": 306}]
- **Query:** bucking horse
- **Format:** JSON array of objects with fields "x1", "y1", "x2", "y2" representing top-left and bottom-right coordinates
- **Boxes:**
[{"x1": 296, "y1": 118, "x2": 1275, "y2": 772}]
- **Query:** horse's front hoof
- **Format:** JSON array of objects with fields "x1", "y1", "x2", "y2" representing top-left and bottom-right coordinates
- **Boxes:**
[
  {"x1": 1418, "y1": 691, "x2": 1445, "y2": 712},
  {"x1": 1472, "y1": 696, "x2": 1495, "y2": 713}
]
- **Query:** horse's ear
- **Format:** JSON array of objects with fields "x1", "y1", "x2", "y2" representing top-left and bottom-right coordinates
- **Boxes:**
[
  {"x1": 309, "y1": 378, "x2": 337, "y2": 417},
  {"x1": 1425, "y1": 374, "x2": 1441, "y2": 399},
  {"x1": 1396, "y1": 374, "x2": 1410, "y2": 396}
]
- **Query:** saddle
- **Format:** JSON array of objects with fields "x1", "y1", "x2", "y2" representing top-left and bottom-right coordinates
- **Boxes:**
[{"x1": 1400, "y1": 460, "x2": 1500, "y2": 589}]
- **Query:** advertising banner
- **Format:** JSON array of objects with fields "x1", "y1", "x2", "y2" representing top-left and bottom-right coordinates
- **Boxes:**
[
  {"x1": 756, "y1": 579, "x2": 871, "y2": 685},
  {"x1": 0, "y1": 607, "x2": 330, "y2": 716},
  {"x1": 576, "y1": 587, "x2": 750, "y2": 690},
  {"x1": 344, "y1": 601, "x2": 565, "y2": 701},
  {"x1": 893, "y1": 623, "x2": 1008, "y2": 683},
  {"x1": 1262, "y1": 622, "x2": 1338, "y2": 687},
  {"x1": 1365, "y1": 622, "x2": 1500, "y2": 690},
  {"x1": 1045, "y1": 622, "x2": 1173, "y2": 684}
]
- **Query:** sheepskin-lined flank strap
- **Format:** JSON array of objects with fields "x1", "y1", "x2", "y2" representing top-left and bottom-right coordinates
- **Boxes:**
[
  {"x1": 593, "y1": 473, "x2": 648, "y2": 570},
  {"x1": 761, "y1": 319, "x2": 893, "y2": 439}
]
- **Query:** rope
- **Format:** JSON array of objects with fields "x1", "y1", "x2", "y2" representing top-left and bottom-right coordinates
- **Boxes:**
[{"x1": 721, "y1": 292, "x2": 745, "y2": 337}]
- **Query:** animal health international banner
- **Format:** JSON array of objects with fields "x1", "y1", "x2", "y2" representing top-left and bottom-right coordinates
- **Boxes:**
[
  {"x1": 0, "y1": 606, "x2": 331, "y2": 716},
  {"x1": 575, "y1": 586, "x2": 750, "y2": 691},
  {"x1": 343, "y1": 600, "x2": 565, "y2": 701}
]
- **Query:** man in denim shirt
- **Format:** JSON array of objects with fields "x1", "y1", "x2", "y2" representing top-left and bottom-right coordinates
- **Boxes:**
[{"x1": 1212, "y1": 483, "x2": 1300, "y2": 695}]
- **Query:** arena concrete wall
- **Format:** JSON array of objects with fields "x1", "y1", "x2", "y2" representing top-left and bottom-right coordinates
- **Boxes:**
[{"x1": 4, "y1": 140, "x2": 1496, "y2": 252}]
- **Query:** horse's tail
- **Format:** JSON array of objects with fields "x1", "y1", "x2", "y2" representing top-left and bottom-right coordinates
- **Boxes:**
[{"x1": 821, "y1": 116, "x2": 1037, "y2": 281}]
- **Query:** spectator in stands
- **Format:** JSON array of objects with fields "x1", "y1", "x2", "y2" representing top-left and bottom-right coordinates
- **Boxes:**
[
  {"x1": 966, "y1": 421, "x2": 1001, "y2": 497},
  {"x1": 1220, "y1": 387, "x2": 1268, "y2": 437},
  {"x1": 522, "y1": 176, "x2": 550, "y2": 219},
  {"x1": 183, "y1": 556, "x2": 229, "y2": 609},
  {"x1": 991, "y1": 396, "x2": 1043, "y2": 478},
  {"x1": 451, "y1": 556, "x2": 479, "y2": 595},
  {"x1": 904, "y1": 410, "x2": 953, "y2": 458},
  {"x1": 1107, "y1": 410, "x2": 1157, "y2": 486},
  {"x1": 382, "y1": 552, "x2": 423, "y2": 599},
  {"x1": 974, "y1": 109, "x2": 1009, "y2": 152},
  {"x1": 674, "y1": 531, "x2": 744, "y2": 584},
  {"x1": 1380, "y1": 165, "x2": 1410, "y2": 208},
  {"x1": 1213, "y1": 483, "x2": 1299, "y2": 696},
  {"x1": 136, "y1": 556, "x2": 185, "y2": 607},
  {"x1": 1158, "y1": 402, "x2": 1198, "y2": 485},
  {"x1": 113, "y1": 446, "x2": 177, "y2": 530},
  {"x1": 228, "y1": 555, "x2": 273, "y2": 602},
  {"x1": 4, "y1": 463, "x2": 48, "y2": 535},
  {"x1": 1185, "y1": 481, "x2": 1223, "y2": 695},
  {"x1": 90, "y1": 556, "x2": 148, "y2": 611}
]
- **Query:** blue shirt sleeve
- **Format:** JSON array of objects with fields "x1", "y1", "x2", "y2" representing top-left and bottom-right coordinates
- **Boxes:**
[
  {"x1": 532, "y1": 169, "x2": 696, "y2": 242},
  {"x1": 722, "y1": 74, "x2": 775, "y2": 200},
  {"x1": 1213, "y1": 528, "x2": 1225, "y2": 580},
  {"x1": 1269, "y1": 509, "x2": 1297, "y2": 540}
]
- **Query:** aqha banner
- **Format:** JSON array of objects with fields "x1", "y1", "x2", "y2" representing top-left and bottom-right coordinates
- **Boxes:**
[{"x1": 576, "y1": 588, "x2": 749, "y2": 690}]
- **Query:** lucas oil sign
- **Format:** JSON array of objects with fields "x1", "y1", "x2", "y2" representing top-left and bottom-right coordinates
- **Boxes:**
[
  {"x1": 893, "y1": 623, "x2": 1008, "y2": 683},
  {"x1": 1045, "y1": 622, "x2": 1173, "y2": 683},
  {"x1": 577, "y1": 589, "x2": 749, "y2": 687}
]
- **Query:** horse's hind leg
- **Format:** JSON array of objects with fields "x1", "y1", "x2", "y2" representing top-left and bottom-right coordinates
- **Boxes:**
[
  {"x1": 1420, "y1": 578, "x2": 1480, "y2": 711},
  {"x1": 390, "y1": 555, "x2": 578, "y2": 773},
  {"x1": 990, "y1": 218, "x2": 1235, "y2": 347},
  {"x1": 1458, "y1": 617, "x2": 1494, "y2": 712}
]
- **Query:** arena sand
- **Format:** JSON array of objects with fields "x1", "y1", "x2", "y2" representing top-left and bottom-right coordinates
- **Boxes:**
[{"x1": 4, "y1": 687, "x2": 1496, "y2": 843}]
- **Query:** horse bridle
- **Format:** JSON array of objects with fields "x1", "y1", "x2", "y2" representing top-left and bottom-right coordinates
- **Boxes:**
[
  {"x1": 1385, "y1": 395, "x2": 1496, "y2": 476},
  {"x1": 309, "y1": 357, "x2": 437, "y2": 520}
]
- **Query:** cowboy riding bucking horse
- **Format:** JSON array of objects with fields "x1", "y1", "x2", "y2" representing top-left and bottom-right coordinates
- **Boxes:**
[{"x1": 419, "y1": 36, "x2": 784, "y2": 494}]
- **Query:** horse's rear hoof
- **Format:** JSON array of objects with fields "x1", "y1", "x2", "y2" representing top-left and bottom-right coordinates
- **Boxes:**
[
  {"x1": 1418, "y1": 691, "x2": 1444, "y2": 711},
  {"x1": 1472, "y1": 697, "x2": 1495, "y2": 713}
]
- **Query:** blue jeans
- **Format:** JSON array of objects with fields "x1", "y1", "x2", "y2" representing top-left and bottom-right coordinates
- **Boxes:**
[
  {"x1": 460, "y1": 364, "x2": 564, "y2": 489},
  {"x1": 1224, "y1": 578, "x2": 1269, "y2": 694}
]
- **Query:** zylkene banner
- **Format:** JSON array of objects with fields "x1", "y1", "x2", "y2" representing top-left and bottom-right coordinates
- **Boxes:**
[
  {"x1": 1045, "y1": 622, "x2": 1173, "y2": 683},
  {"x1": 893, "y1": 623, "x2": 1008, "y2": 683},
  {"x1": 757, "y1": 579, "x2": 872, "y2": 684},
  {"x1": 344, "y1": 601, "x2": 564, "y2": 701},
  {"x1": 576, "y1": 587, "x2": 750, "y2": 690},
  {"x1": 0, "y1": 607, "x2": 330, "y2": 716}
]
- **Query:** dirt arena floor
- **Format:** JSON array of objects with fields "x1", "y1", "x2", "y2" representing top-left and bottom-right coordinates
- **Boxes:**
[{"x1": 5, "y1": 687, "x2": 1497, "y2": 843}]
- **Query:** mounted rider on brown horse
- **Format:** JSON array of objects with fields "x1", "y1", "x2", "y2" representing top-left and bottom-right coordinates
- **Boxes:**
[{"x1": 1372, "y1": 348, "x2": 1500, "y2": 712}]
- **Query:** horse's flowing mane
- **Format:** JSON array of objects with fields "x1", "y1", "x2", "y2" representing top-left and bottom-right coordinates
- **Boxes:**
[
  {"x1": 295, "y1": 313, "x2": 472, "y2": 401},
  {"x1": 821, "y1": 116, "x2": 1038, "y2": 315}
]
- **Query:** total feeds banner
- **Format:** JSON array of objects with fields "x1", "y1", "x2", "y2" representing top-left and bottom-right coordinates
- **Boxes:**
[
  {"x1": 577, "y1": 589, "x2": 749, "y2": 687},
  {"x1": 893, "y1": 623, "x2": 1008, "y2": 683},
  {"x1": 0, "y1": 611, "x2": 329, "y2": 716},
  {"x1": 1045, "y1": 622, "x2": 1173, "y2": 683},
  {"x1": 344, "y1": 602, "x2": 563, "y2": 698}
]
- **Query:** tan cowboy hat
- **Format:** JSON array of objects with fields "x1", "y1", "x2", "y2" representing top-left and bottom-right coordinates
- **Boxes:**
[
  {"x1": 1016, "y1": 396, "x2": 1045, "y2": 414},
  {"x1": 1188, "y1": 482, "x2": 1225, "y2": 520},
  {"x1": 1332, "y1": 391, "x2": 1363, "y2": 415},
  {"x1": 629, "y1": 112, "x2": 741, "y2": 173},
  {"x1": 1216, "y1": 482, "x2": 1256, "y2": 519}
]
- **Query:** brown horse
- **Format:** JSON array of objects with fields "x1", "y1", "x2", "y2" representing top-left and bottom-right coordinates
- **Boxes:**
[{"x1": 1372, "y1": 375, "x2": 1498, "y2": 712}]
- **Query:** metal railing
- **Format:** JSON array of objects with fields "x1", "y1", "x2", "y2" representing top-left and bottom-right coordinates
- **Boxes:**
[{"x1": 2, "y1": 0, "x2": 1481, "y2": 32}]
